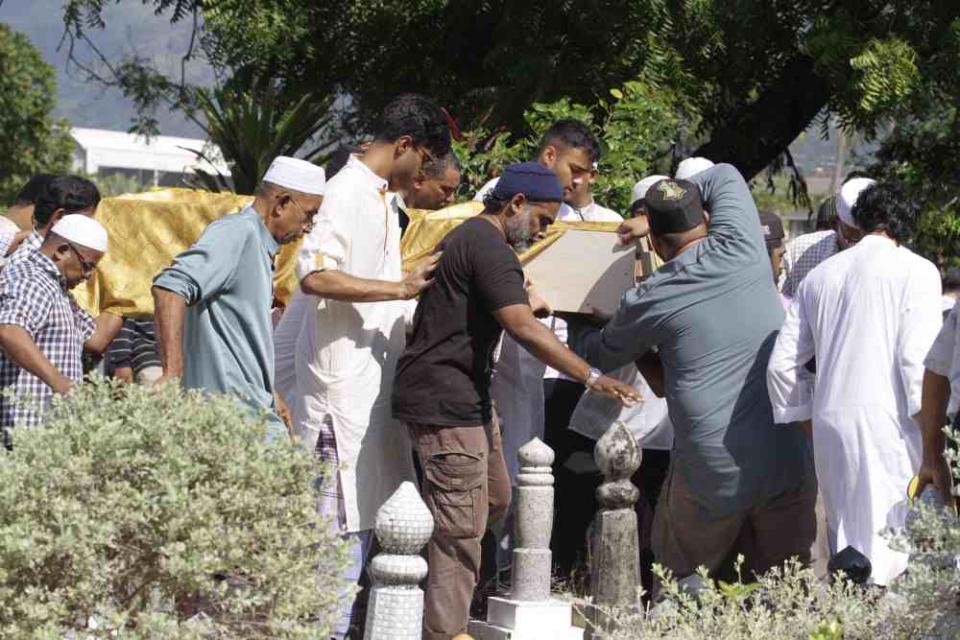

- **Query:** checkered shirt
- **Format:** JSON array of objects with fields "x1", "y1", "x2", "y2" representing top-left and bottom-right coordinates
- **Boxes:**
[
  {"x1": 6, "y1": 230, "x2": 42, "y2": 267},
  {"x1": 0, "y1": 249, "x2": 95, "y2": 428},
  {"x1": 779, "y1": 230, "x2": 841, "y2": 298}
]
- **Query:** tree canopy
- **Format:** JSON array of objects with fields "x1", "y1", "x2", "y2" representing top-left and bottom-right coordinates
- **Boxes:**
[{"x1": 0, "y1": 24, "x2": 73, "y2": 204}]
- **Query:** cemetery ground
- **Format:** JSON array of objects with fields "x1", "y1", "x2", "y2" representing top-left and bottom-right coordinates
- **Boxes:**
[{"x1": 1, "y1": 379, "x2": 958, "y2": 639}]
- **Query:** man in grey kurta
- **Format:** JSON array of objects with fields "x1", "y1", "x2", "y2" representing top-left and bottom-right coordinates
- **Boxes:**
[
  {"x1": 573, "y1": 164, "x2": 815, "y2": 582},
  {"x1": 152, "y1": 157, "x2": 325, "y2": 438}
]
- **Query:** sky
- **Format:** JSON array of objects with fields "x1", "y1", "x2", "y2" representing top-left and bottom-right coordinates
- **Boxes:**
[{"x1": 1, "y1": 0, "x2": 209, "y2": 137}]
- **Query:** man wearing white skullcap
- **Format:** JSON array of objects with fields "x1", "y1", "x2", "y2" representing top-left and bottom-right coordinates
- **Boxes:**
[
  {"x1": 153, "y1": 155, "x2": 324, "y2": 440},
  {"x1": 675, "y1": 156, "x2": 714, "y2": 181},
  {"x1": 629, "y1": 174, "x2": 670, "y2": 217},
  {"x1": 769, "y1": 180, "x2": 942, "y2": 586},
  {"x1": 0, "y1": 214, "x2": 110, "y2": 439},
  {"x1": 779, "y1": 176, "x2": 875, "y2": 303}
]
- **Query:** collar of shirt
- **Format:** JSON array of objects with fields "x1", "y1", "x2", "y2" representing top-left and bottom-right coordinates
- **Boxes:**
[
  {"x1": 26, "y1": 248, "x2": 68, "y2": 291},
  {"x1": 244, "y1": 205, "x2": 280, "y2": 258},
  {"x1": 346, "y1": 154, "x2": 389, "y2": 194},
  {"x1": 857, "y1": 233, "x2": 897, "y2": 249}
]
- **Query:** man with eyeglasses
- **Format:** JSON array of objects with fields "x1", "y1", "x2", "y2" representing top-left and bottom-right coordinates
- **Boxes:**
[
  {"x1": 152, "y1": 156, "x2": 325, "y2": 441},
  {"x1": 0, "y1": 214, "x2": 109, "y2": 444},
  {"x1": 272, "y1": 93, "x2": 451, "y2": 639}
]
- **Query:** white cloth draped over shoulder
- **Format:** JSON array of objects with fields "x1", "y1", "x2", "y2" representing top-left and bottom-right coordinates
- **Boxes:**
[
  {"x1": 767, "y1": 234, "x2": 942, "y2": 585},
  {"x1": 274, "y1": 155, "x2": 415, "y2": 533}
]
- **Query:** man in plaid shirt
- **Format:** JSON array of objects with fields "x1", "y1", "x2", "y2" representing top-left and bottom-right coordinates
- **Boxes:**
[{"x1": 0, "y1": 215, "x2": 109, "y2": 443}]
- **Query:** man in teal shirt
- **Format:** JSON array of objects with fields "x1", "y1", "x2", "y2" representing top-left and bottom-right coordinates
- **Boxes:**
[{"x1": 152, "y1": 157, "x2": 325, "y2": 437}]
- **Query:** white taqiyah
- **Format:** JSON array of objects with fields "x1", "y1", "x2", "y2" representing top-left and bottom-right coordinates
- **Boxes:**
[
  {"x1": 51, "y1": 214, "x2": 108, "y2": 253},
  {"x1": 836, "y1": 177, "x2": 877, "y2": 230},
  {"x1": 675, "y1": 157, "x2": 715, "y2": 180},
  {"x1": 262, "y1": 156, "x2": 326, "y2": 195},
  {"x1": 631, "y1": 175, "x2": 670, "y2": 207}
]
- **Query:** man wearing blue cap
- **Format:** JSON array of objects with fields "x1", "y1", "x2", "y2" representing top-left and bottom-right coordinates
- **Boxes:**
[{"x1": 393, "y1": 162, "x2": 639, "y2": 639}]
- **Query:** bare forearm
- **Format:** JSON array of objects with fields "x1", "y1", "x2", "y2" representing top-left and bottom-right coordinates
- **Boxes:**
[
  {"x1": 152, "y1": 287, "x2": 186, "y2": 377},
  {"x1": 920, "y1": 369, "x2": 950, "y2": 464},
  {"x1": 508, "y1": 318, "x2": 591, "y2": 384},
  {"x1": 84, "y1": 312, "x2": 123, "y2": 355},
  {"x1": 301, "y1": 270, "x2": 405, "y2": 302},
  {"x1": 0, "y1": 325, "x2": 66, "y2": 389}
]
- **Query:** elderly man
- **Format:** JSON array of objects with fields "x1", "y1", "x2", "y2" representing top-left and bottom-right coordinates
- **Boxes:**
[
  {"x1": 575, "y1": 166, "x2": 816, "y2": 585},
  {"x1": 274, "y1": 93, "x2": 450, "y2": 639},
  {"x1": 0, "y1": 215, "x2": 109, "y2": 443},
  {"x1": 393, "y1": 162, "x2": 638, "y2": 640},
  {"x1": 153, "y1": 156, "x2": 324, "y2": 438},
  {"x1": 767, "y1": 180, "x2": 942, "y2": 586}
]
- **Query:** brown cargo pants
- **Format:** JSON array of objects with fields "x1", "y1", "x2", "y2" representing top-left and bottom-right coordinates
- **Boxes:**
[{"x1": 406, "y1": 416, "x2": 512, "y2": 640}]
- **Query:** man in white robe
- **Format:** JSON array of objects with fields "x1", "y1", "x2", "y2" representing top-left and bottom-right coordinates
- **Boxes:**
[
  {"x1": 274, "y1": 93, "x2": 451, "y2": 638},
  {"x1": 767, "y1": 179, "x2": 942, "y2": 586}
]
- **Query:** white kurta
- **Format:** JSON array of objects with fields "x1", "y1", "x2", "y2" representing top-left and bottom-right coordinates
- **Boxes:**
[
  {"x1": 767, "y1": 234, "x2": 942, "y2": 585},
  {"x1": 281, "y1": 155, "x2": 415, "y2": 533}
]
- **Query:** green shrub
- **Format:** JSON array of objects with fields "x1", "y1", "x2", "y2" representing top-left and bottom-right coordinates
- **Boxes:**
[{"x1": 0, "y1": 379, "x2": 349, "y2": 639}]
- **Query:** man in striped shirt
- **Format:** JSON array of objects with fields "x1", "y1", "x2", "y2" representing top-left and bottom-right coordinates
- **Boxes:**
[{"x1": 107, "y1": 318, "x2": 162, "y2": 386}]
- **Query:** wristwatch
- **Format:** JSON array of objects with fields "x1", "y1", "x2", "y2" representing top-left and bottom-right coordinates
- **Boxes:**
[{"x1": 585, "y1": 367, "x2": 603, "y2": 389}]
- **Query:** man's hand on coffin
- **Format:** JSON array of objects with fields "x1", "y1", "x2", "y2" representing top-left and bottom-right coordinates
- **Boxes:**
[{"x1": 617, "y1": 215, "x2": 650, "y2": 245}]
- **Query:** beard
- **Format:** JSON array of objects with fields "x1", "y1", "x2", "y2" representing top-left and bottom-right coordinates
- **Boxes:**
[{"x1": 504, "y1": 207, "x2": 533, "y2": 252}]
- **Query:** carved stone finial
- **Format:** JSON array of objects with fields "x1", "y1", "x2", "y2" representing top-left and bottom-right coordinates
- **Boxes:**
[
  {"x1": 374, "y1": 481, "x2": 434, "y2": 555},
  {"x1": 594, "y1": 421, "x2": 641, "y2": 480},
  {"x1": 518, "y1": 437, "x2": 555, "y2": 467}
]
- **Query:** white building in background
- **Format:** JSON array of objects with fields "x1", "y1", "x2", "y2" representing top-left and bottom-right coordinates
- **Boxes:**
[{"x1": 70, "y1": 127, "x2": 231, "y2": 189}]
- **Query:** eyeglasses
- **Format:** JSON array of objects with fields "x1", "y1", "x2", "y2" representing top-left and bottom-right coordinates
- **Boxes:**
[
  {"x1": 66, "y1": 243, "x2": 97, "y2": 274},
  {"x1": 284, "y1": 195, "x2": 317, "y2": 232}
]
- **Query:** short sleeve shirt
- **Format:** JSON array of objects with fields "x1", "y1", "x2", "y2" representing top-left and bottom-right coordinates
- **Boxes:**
[
  {"x1": 925, "y1": 304, "x2": 960, "y2": 417},
  {"x1": 0, "y1": 250, "x2": 95, "y2": 427},
  {"x1": 393, "y1": 217, "x2": 528, "y2": 426}
]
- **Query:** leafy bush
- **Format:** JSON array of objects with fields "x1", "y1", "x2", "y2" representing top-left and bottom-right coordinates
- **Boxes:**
[
  {"x1": 0, "y1": 379, "x2": 349, "y2": 639},
  {"x1": 596, "y1": 560, "x2": 901, "y2": 640}
]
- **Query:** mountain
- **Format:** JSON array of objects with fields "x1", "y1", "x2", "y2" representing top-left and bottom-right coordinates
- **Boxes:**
[{"x1": 0, "y1": 0, "x2": 209, "y2": 137}]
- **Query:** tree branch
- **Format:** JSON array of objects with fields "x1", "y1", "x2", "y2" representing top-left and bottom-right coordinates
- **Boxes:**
[{"x1": 693, "y1": 55, "x2": 832, "y2": 180}]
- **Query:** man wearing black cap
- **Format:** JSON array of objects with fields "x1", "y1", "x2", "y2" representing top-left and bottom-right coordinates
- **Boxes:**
[
  {"x1": 574, "y1": 166, "x2": 815, "y2": 587},
  {"x1": 393, "y1": 162, "x2": 639, "y2": 640}
]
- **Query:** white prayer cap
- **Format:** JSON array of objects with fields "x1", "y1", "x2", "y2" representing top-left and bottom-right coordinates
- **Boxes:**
[
  {"x1": 630, "y1": 175, "x2": 670, "y2": 207},
  {"x1": 836, "y1": 177, "x2": 877, "y2": 230},
  {"x1": 675, "y1": 157, "x2": 714, "y2": 180},
  {"x1": 51, "y1": 214, "x2": 108, "y2": 253},
  {"x1": 262, "y1": 156, "x2": 326, "y2": 195}
]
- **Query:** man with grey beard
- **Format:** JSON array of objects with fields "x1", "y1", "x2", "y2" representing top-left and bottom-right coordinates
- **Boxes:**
[{"x1": 392, "y1": 161, "x2": 639, "y2": 639}]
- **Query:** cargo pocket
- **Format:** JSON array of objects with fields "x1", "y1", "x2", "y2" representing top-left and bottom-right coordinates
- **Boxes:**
[{"x1": 424, "y1": 451, "x2": 485, "y2": 539}]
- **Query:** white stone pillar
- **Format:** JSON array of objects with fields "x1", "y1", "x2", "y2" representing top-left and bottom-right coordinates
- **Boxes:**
[
  {"x1": 470, "y1": 437, "x2": 583, "y2": 640},
  {"x1": 363, "y1": 481, "x2": 434, "y2": 640}
]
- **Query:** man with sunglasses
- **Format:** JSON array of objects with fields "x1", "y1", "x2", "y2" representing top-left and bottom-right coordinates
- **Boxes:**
[
  {"x1": 0, "y1": 214, "x2": 109, "y2": 443},
  {"x1": 152, "y1": 156, "x2": 325, "y2": 440},
  {"x1": 272, "y1": 93, "x2": 451, "y2": 639}
]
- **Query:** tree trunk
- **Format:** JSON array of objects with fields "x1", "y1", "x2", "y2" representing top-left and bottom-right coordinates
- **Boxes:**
[{"x1": 693, "y1": 55, "x2": 832, "y2": 179}]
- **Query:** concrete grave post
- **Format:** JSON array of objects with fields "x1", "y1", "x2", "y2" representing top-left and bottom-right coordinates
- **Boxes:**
[{"x1": 363, "y1": 481, "x2": 434, "y2": 640}]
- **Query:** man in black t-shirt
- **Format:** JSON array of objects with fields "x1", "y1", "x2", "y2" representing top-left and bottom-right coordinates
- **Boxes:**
[{"x1": 392, "y1": 162, "x2": 638, "y2": 640}]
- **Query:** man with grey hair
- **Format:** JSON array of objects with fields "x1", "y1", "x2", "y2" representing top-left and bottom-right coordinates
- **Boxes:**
[
  {"x1": 153, "y1": 156, "x2": 325, "y2": 439},
  {"x1": 406, "y1": 153, "x2": 461, "y2": 211}
]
